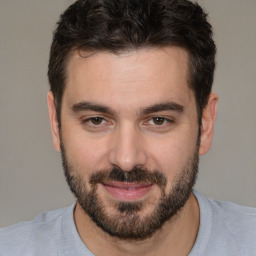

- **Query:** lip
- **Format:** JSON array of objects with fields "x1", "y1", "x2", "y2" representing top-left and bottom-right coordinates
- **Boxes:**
[{"x1": 102, "y1": 181, "x2": 154, "y2": 201}]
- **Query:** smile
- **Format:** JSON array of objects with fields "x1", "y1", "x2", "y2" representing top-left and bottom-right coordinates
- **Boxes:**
[{"x1": 101, "y1": 181, "x2": 154, "y2": 201}]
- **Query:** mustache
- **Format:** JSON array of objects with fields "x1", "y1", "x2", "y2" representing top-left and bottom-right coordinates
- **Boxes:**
[{"x1": 89, "y1": 166, "x2": 167, "y2": 188}]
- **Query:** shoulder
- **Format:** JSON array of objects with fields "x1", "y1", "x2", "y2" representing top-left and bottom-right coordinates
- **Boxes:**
[
  {"x1": 195, "y1": 191, "x2": 256, "y2": 255},
  {"x1": 0, "y1": 205, "x2": 74, "y2": 256},
  {"x1": 209, "y1": 197, "x2": 256, "y2": 228},
  {"x1": 209, "y1": 198, "x2": 256, "y2": 238}
]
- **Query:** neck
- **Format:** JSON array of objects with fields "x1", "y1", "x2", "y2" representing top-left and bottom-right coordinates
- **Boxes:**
[{"x1": 74, "y1": 192, "x2": 200, "y2": 256}]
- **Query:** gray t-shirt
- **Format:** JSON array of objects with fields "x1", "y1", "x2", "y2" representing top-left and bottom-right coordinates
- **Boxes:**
[{"x1": 0, "y1": 191, "x2": 256, "y2": 255}]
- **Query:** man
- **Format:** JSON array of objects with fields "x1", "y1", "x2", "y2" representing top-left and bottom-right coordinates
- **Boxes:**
[{"x1": 0, "y1": 0, "x2": 255, "y2": 255}]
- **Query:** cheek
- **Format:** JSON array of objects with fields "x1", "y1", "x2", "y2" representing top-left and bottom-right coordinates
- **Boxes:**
[
  {"x1": 146, "y1": 131, "x2": 197, "y2": 180},
  {"x1": 61, "y1": 128, "x2": 111, "y2": 172}
]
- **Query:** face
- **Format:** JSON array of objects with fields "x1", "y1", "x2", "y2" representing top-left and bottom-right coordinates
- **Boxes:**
[{"x1": 49, "y1": 47, "x2": 210, "y2": 240}]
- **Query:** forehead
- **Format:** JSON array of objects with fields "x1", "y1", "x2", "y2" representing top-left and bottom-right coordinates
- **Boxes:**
[{"x1": 64, "y1": 47, "x2": 194, "y2": 109}]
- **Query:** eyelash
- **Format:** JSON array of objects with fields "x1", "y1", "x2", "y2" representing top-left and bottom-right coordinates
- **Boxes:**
[
  {"x1": 146, "y1": 116, "x2": 174, "y2": 126},
  {"x1": 81, "y1": 116, "x2": 174, "y2": 129},
  {"x1": 82, "y1": 117, "x2": 108, "y2": 126}
]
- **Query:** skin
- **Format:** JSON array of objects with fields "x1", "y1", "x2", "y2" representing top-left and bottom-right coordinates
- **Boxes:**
[{"x1": 48, "y1": 46, "x2": 217, "y2": 255}]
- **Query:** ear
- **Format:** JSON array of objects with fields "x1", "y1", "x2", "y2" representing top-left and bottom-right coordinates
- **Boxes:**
[
  {"x1": 199, "y1": 93, "x2": 218, "y2": 155},
  {"x1": 47, "y1": 91, "x2": 61, "y2": 152}
]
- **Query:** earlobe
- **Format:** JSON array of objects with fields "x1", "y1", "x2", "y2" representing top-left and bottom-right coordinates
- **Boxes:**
[
  {"x1": 199, "y1": 93, "x2": 218, "y2": 155},
  {"x1": 47, "y1": 91, "x2": 61, "y2": 152}
]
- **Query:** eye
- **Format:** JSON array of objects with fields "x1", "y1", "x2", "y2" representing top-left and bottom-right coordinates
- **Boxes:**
[
  {"x1": 148, "y1": 117, "x2": 171, "y2": 126},
  {"x1": 151, "y1": 117, "x2": 167, "y2": 125},
  {"x1": 82, "y1": 116, "x2": 106, "y2": 127},
  {"x1": 89, "y1": 117, "x2": 105, "y2": 125},
  {"x1": 143, "y1": 116, "x2": 175, "y2": 132},
  {"x1": 81, "y1": 116, "x2": 113, "y2": 133}
]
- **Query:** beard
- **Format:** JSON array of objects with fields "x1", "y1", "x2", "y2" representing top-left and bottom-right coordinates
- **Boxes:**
[{"x1": 60, "y1": 139, "x2": 199, "y2": 241}]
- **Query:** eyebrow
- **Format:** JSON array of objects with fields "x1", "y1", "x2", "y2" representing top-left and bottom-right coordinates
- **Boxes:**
[
  {"x1": 72, "y1": 101, "x2": 184, "y2": 116},
  {"x1": 72, "y1": 101, "x2": 114, "y2": 115},
  {"x1": 141, "y1": 102, "x2": 184, "y2": 115}
]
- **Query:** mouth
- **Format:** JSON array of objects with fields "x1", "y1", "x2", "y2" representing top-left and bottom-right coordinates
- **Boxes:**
[{"x1": 101, "y1": 181, "x2": 154, "y2": 201}]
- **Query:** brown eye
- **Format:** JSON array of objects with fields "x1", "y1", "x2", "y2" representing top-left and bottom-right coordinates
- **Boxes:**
[
  {"x1": 90, "y1": 117, "x2": 104, "y2": 125},
  {"x1": 152, "y1": 117, "x2": 166, "y2": 125}
]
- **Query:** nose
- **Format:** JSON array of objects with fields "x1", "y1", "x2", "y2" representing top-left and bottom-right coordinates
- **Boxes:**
[{"x1": 108, "y1": 123, "x2": 148, "y2": 171}]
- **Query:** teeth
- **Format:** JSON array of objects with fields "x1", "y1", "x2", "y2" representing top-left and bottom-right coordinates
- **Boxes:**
[{"x1": 127, "y1": 188, "x2": 136, "y2": 191}]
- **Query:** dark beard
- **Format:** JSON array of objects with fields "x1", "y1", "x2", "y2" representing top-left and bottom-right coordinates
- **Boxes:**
[{"x1": 61, "y1": 141, "x2": 199, "y2": 240}]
